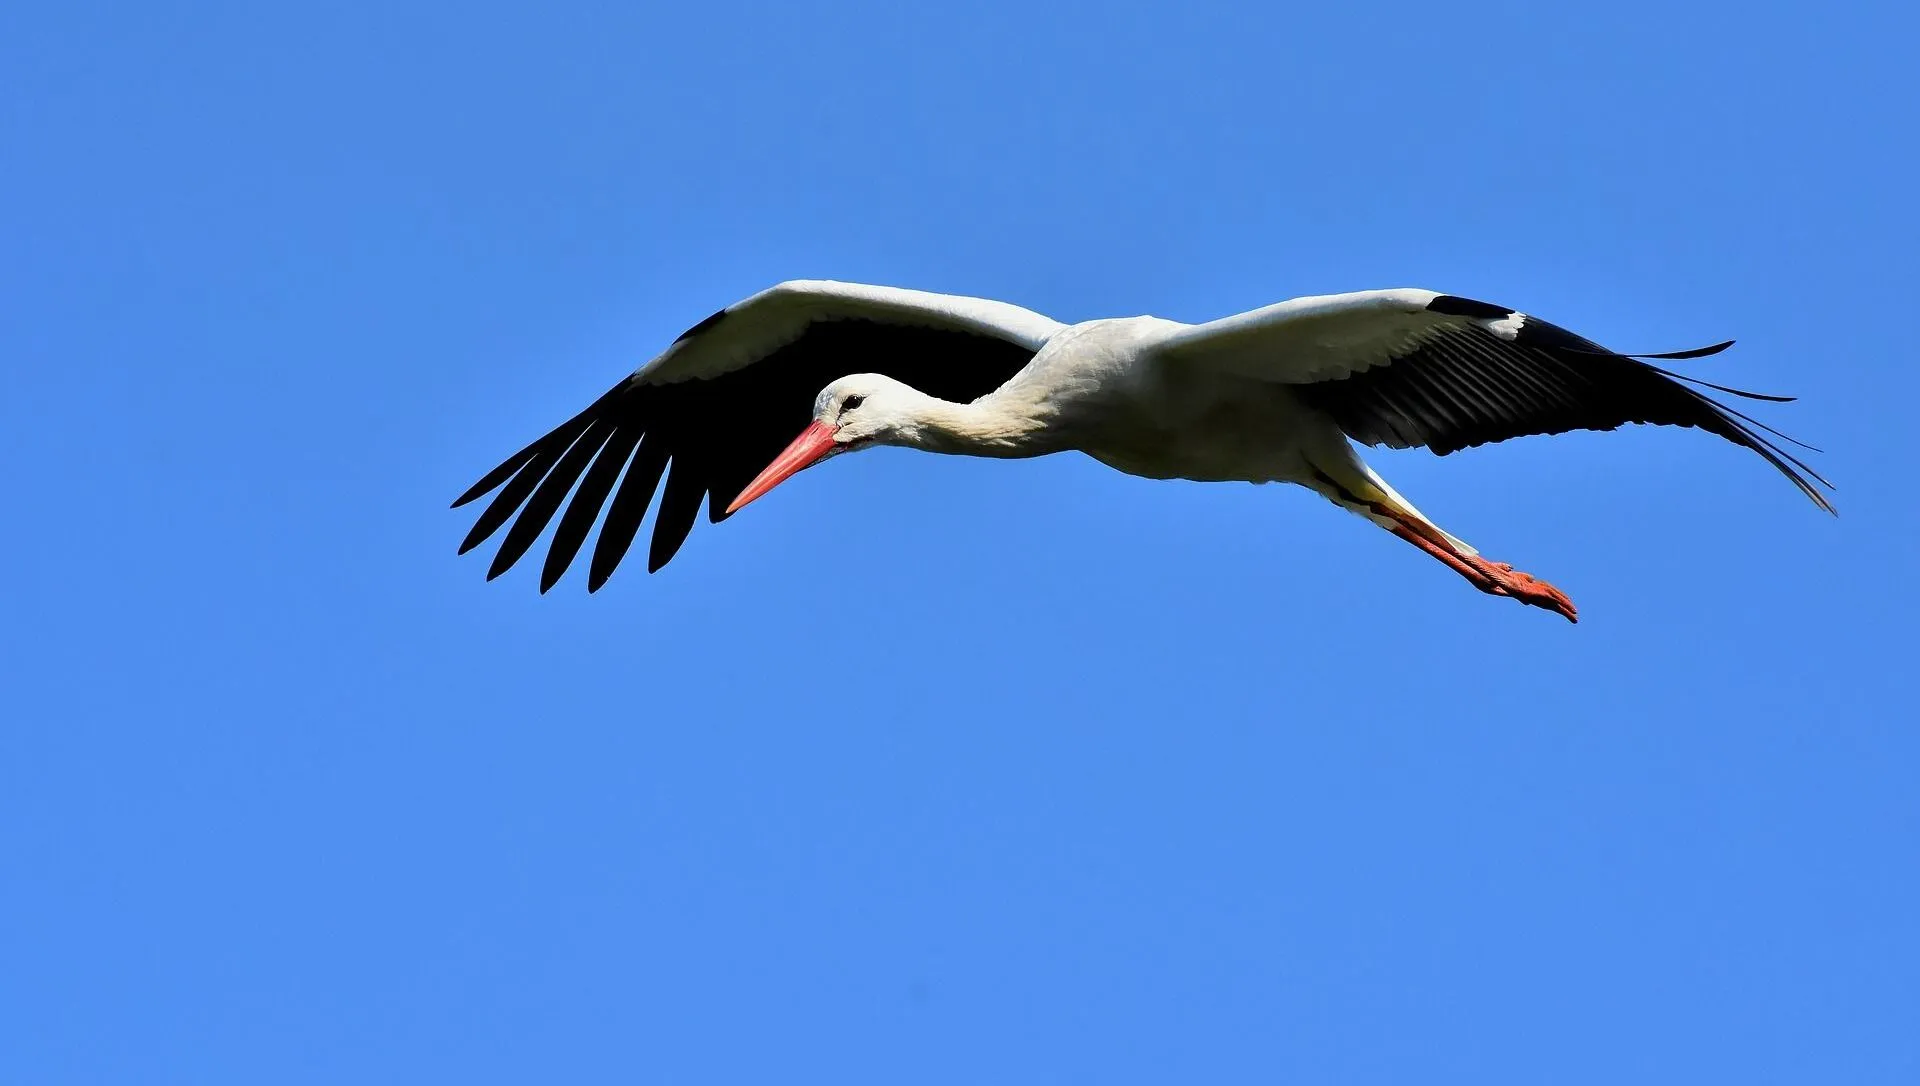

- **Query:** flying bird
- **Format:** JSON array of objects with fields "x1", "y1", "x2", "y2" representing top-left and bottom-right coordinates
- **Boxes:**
[{"x1": 452, "y1": 280, "x2": 1832, "y2": 621}]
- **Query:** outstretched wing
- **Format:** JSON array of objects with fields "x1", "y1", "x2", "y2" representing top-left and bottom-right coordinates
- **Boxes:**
[
  {"x1": 453, "y1": 280, "x2": 1065, "y2": 591},
  {"x1": 1153, "y1": 288, "x2": 1832, "y2": 512}
]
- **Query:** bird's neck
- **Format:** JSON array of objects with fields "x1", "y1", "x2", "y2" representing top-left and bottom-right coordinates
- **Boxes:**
[{"x1": 900, "y1": 391, "x2": 1061, "y2": 458}]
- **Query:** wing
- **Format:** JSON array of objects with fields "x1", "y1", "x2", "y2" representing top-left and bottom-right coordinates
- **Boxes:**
[
  {"x1": 1153, "y1": 288, "x2": 1833, "y2": 512},
  {"x1": 452, "y1": 280, "x2": 1065, "y2": 591}
]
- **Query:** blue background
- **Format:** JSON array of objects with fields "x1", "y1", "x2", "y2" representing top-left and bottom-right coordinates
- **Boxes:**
[{"x1": 4, "y1": 2, "x2": 1914, "y2": 1081}]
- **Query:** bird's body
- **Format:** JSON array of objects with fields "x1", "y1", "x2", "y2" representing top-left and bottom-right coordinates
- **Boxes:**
[
  {"x1": 1039, "y1": 319, "x2": 1337, "y2": 484},
  {"x1": 454, "y1": 280, "x2": 1832, "y2": 621}
]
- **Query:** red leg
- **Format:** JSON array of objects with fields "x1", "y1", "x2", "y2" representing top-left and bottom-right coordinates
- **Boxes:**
[{"x1": 1306, "y1": 466, "x2": 1577, "y2": 622}]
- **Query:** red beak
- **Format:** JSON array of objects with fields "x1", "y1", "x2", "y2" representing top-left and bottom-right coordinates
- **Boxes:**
[{"x1": 725, "y1": 420, "x2": 841, "y2": 515}]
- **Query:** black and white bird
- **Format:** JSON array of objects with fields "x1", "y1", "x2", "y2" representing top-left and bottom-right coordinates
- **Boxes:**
[{"x1": 452, "y1": 280, "x2": 1831, "y2": 621}]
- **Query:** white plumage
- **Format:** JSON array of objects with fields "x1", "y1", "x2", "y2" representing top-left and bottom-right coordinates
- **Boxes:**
[{"x1": 454, "y1": 280, "x2": 1832, "y2": 621}]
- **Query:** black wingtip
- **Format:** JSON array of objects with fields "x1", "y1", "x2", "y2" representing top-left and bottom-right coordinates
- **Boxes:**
[
  {"x1": 1676, "y1": 385, "x2": 1837, "y2": 516},
  {"x1": 1650, "y1": 338, "x2": 1735, "y2": 360},
  {"x1": 451, "y1": 443, "x2": 547, "y2": 509},
  {"x1": 451, "y1": 466, "x2": 515, "y2": 509},
  {"x1": 451, "y1": 473, "x2": 507, "y2": 510},
  {"x1": 1651, "y1": 367, "x2": 1800, "y2": 405},
  {"x1": 486, "y1": 551, "x2": 516, "y2": 582},
  {"x1": 1551, "y1": 338, "x2": 1739, "y2": 362}
]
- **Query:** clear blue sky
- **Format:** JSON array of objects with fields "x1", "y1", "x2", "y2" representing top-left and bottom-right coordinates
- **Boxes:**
[{"x1": 4, "y1": 2, "x2": 1914, "y2": 1082}]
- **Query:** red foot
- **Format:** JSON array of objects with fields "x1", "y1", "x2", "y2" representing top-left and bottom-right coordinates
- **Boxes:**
[
  {"x1": 1386, "y1": 523, "x2": 1579, "y2": 623},
  {"x1": 1461, "y1": 556, "x2": 1579, "y2": 623}
]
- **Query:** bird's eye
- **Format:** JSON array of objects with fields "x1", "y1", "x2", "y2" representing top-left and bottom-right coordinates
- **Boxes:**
[{"x1": 842, "y1": 394, "x2": 866, "y2": 412}]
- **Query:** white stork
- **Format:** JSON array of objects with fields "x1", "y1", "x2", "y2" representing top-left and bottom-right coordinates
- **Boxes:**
[{"x1": 453, "y1": 280, "x2": 1832, "y2": 621}]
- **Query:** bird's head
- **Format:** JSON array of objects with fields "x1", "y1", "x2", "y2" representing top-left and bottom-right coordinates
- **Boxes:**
[{"x1": 723, "y1": 374, "x2": 923, "y2": 514}]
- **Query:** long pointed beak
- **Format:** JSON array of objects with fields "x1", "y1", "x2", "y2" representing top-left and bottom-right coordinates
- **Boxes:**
[{"x1": 725, "y1": 420, "x2": 841, "y2": 515}]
